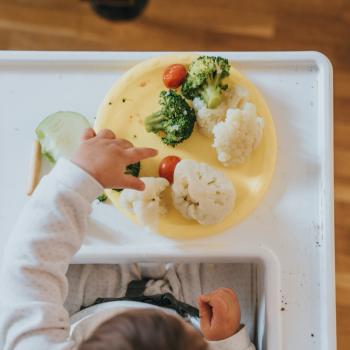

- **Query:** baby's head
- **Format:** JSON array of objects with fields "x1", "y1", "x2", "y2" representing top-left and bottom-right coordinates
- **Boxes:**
[{"x1": 79, "y1": 309, "x2": 208, "y2": 350}]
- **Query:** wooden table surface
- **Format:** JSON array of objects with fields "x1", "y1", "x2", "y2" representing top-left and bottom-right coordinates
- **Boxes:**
[{"x1": 0, "y1": 0, "x2": 349, "y2": 348}]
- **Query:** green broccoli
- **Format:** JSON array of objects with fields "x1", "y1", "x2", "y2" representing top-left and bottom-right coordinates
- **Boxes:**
[
  {"x1": 144, "y1": 90, "x2": 196, "y2": 147},
  {"x1": 124, "y1": 162, "x2": 141, "y2": 177},
  {"x1": 181, "y1": 55, "x2": 230, "y2": 109},
  {"x1": 113, "y1": 162, "x2": 141, "y2": 192},
  {"x1": 97, "y1": 193, "x2": 108, "y2": 202}
]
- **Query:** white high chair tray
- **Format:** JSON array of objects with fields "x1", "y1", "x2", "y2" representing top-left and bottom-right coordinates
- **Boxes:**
[{"x1": 0, "y1": 51, "x2": 335, "y2": 350}]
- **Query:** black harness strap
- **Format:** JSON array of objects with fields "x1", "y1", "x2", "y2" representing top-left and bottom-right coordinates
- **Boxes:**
[{"x1": 81, "y1": 279, "x2": 199, "y2": 319}]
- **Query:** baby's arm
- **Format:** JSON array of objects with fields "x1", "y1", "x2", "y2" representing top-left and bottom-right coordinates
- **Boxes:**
[
  {"x1": 198, "y1": 288, "x2": 256, "y2": 350},
  {"x1": 0, "y1": 129, "x2": 157, "y2": 350}
]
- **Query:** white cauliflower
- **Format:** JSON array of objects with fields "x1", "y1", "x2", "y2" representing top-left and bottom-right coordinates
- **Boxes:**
[
  {"x1": 192, "y1": 97, "x2": 227, "y2": 137},
  {"x1": 212, "y1": 102, "x2": 264, "y2": 166},
  {"x1": 227, "y1": 85, "x2": 250, "y2": 109},
  {"x1": 119, "y1": 177, "x2": 169, "y2": 230},
  {"x1": 192, "y1": 86, "x2": 250, "y2": 138},
  {"x1": 172, "y1": 159, "x2": 235, "y2": 225}
]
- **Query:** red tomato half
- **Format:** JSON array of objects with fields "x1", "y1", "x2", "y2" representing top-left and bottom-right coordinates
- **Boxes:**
[
  {"x1": 163, "y1": 64, "x2": 187, "y2": 89},
  {"x1": 159, "y1": 156, "x2": 181, "y2": 183}
]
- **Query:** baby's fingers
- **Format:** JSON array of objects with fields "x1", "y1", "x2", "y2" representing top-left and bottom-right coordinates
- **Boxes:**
[
  {"x1": 113, "y1": 138, "x2": 134, "y2": 149},
  {"x1": 210, "y1": 297, "x2": 227, "y2": 324},
  {"x1": 120, "y1": 175, "x2": 145, "y2": 191},
  {"x1": 198, "y1": 297, "x2": 212, "y2": 334},
  {"x1": 96, "y1": 129, "x2": 116, "y2": 139},
  {"x1": 82, "y1": 128, "x2": 96, "y2": 141},
  {"x1": 125, "y1": 147, "x2": 158, "y2": 163}
]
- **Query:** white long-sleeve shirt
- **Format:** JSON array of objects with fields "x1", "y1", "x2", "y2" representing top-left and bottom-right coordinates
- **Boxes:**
[{"x1": 0, "y1": 159, "x2": 255, "y2": 350}]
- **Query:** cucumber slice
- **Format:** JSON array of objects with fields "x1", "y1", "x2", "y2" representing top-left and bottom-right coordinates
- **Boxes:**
[{"x1": 35, "y1": 111, "x2": 90, "y2": 163}]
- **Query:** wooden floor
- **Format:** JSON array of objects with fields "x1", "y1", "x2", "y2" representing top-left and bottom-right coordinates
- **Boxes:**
[{"x1": 0, "y1": 0, "x2": 349, "y2": 348}]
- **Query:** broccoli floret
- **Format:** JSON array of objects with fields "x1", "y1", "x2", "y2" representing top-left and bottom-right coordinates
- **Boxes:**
[
  {"x1": 113, "y1": 162, "x2": 141, "y2": 192},
  {"x1": 144, "y1": 90, "x2": 196, "y2": 147},
  {"x1": 181, "y1": 56, "x2": 230, "y2": 109},
  {"x1": 124, "y1": 162, "x2": 141, "y2": 177},
  {"x1": 97, "y1": 193, "x2": 108, "y2": 202}
]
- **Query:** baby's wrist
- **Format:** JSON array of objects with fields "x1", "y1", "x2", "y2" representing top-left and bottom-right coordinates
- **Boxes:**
[
  {"x1": 71, "y1": 159, "x2": 103, "y2": 187},
  {"x1": 50, "y1": 159, "x2": 104, "y2": 202}
]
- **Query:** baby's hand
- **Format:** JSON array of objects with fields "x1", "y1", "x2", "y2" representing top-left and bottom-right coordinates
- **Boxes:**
[
  {"x1": 72, "y1": 128, "x2": 158, "y2": 190},
  {"x1": 198, "y1": 287, "x2": 241, "y2": 341}
]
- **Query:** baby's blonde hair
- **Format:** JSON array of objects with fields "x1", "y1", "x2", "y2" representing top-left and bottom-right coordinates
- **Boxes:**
[{"x1": 79, "y1": 308, "x2": 208, "y2": 350}]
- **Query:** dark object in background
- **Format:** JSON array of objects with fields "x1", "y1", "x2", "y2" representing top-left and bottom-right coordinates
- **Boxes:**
[{"x1": 90, "y1": 0, "x2": 148, "y2": 21}]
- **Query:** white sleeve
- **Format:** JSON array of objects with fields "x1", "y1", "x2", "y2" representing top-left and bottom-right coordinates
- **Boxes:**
[
  {"x1": 0, "y1": 159, "x2": 103, "y2": 350},
  {"x1": 208, "y1": 326, "x2": 256, "y2": 350}
]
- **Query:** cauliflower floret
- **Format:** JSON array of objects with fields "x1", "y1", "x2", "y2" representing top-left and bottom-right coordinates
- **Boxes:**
[
  {"x1": 212, "y1": 102, "x2": 264, "y2": 166},
  {"x1": 227, "y1": 85, "x2": 250, "y2": 109},
  {"x1": 119, "y1": 177, "x2": 169, "y2": 230},
  {"x1": 172, "y1": 159, "x2": 235, "y2": 225},
  {"x1": 192, "y1": 86, "x2": 250, "y2": 138},
  {"x1": 192, "y1": 97, "x2": 227, "y2": 137}
]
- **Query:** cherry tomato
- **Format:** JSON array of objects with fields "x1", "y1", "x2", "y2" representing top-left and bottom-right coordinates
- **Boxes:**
[
  {"x1": 159, "y1": 156, "x2": 181, "y2": 183},
  {"x1": 163, "y1": 64, "x2": 187, "y2": 89}
]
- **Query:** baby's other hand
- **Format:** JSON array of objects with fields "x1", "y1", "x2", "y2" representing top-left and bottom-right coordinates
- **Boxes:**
[
  {"x1": 72, "y1": 128, "x2": 158, "y2": 190},
  {"x1": 198, "y1": 287, "x2": 241, "y2": 341}
]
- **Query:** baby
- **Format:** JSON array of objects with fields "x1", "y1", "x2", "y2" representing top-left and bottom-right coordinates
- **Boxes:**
[{"x1": 0, "y1": 128, "x2": 255, "y2": 350}]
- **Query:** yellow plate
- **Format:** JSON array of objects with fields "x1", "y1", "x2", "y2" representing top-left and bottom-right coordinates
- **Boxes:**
[{"x1": 95, "y1": 54, "x2": 277, "y2": 239}]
